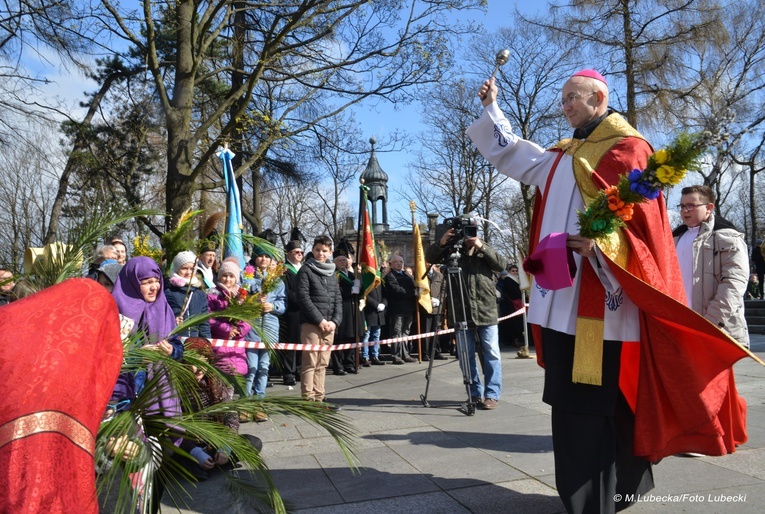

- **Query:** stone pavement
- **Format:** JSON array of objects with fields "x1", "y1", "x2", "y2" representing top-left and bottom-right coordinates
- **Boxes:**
[{"x1": 163, "y1": 335, "x2": 765, "y2": 513}]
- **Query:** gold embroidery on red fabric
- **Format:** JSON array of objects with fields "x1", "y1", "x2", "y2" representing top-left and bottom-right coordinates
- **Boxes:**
[{"x1": 0, "y1": 411, "x2": 95, "y2": 456}]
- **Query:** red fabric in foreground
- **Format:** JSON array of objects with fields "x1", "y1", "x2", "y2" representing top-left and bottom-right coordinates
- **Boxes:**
[
  {"x1": 0, "y1": 279, "x2": 123, "y2": 514},
  {"x1": 609, "y1": 259, "x2": 750, "y2": 461}
]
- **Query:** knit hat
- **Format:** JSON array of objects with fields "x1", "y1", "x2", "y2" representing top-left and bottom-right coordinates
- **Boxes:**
[
  {"x1": 171, "y1": 251, "x2": 197, "y2": 275},
  {"x1": 249, "y1": 246, "x2": 273, "y2": 263},
  {"x1": 98, "y1": 262, "x2": 123, "y2": 286},
  {"x1": 571, "y1": 69, "x2": 607, "y2": 86},
  {"x1": 333, "y1": 248, "x2": 349, "y2": 259},
  {"x1": 218, "y1": 260, "x2": 241, "y2": 281}
]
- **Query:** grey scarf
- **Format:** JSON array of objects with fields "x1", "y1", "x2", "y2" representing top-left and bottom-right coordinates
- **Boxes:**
[{"x1": 307, "y1": 259, "x2": 335, "y2": 276}]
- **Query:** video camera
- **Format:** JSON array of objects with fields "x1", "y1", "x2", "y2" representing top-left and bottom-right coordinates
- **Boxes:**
[{"x1": 443, "y1": 214, "x2": 479, "y2": 241}]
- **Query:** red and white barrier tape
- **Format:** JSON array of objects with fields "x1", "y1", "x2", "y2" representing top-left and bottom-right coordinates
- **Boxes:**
[{"x1": 188, "y1": 305, "x2": 526, "y2": 352}]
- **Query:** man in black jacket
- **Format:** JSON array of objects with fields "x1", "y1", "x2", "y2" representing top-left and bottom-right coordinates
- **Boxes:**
[
  {"x1": 331, "y1": 251, "x2": 363, "y2": 374},
  {"x1": 361, "y1": 283, "x2": 387, "y2": 366},
  {"x1": 278, "y1": 239, "x2": 304, "y2": 385},
  {"x1": 384, "y1": 254, "x2": 417, "y2": 364},
  {"x1": 425, "y1": 222, "x2": 506, "y2": 410}
]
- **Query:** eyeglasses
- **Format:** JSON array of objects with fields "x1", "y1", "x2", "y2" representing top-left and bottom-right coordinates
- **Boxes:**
[
  {"x1": 677, "y1": 203, "x2": 707, "y2": 212},
  {"x1": 291, "y1": 250, "x2": 303, "y2": 254},
  {"x1": 560, "y1": 92, "x2": 596, "y2": 108}
]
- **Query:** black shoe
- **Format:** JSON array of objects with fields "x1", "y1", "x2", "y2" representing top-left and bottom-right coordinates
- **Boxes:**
[
  {"x1": 345, "y1": 366, "x2": 358, "y2": 374},
  {"x1": 391, "y1": 357, "x2": 405, "y2": 365},
  {"x1": 319, "y1": 399, "x2": 342, "y2": 412},
  {"x1": 283, "y1": 374, "x2": 296, "y2": 386},
  {"x1": 434, "y1": 352, "x2": 448, "y2": 360},
  {"x1": 333, "y1": 369, "x2": 347, "y2": 376},
  {"x1": 241, "y1": 434, "x2": 263, "y2": 453},
  {"x1": 403, "y1": 356, "x2": 416, "y2": 363},
  {"x1": 371, "y1": 358, "x2": 385, "y2": 365},
  {"x1": 361, "y1": 359, "x2": 371, "y2": 367}
]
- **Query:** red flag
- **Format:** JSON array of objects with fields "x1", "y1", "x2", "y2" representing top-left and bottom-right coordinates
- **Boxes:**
[{"x1": 359, "y1": 200, "x2": 381, "y2": 297}]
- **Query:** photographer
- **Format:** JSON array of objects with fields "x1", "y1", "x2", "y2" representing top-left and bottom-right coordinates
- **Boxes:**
[{"x1": 425, "y1": 217, "x2": 506, "y2": 410}]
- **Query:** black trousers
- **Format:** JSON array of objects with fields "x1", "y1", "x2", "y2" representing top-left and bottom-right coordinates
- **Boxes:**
[{"x1": 542, "y1": 328, "x2": 653, "y2": 514}]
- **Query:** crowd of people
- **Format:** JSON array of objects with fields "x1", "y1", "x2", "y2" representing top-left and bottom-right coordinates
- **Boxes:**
[{"x1": 71, "y1": 231, "x2": 530, "y2": 411}]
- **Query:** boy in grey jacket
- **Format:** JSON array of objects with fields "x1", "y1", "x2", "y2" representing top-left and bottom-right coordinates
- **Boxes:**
[{"x1": 673, "y1": 185, "x2": 749, "y2": 347}]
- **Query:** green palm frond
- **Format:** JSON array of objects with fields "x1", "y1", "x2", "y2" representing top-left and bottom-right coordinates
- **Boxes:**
[
  {"x1": 161, "y1": 209, "x2": 203, "y2": 275},
  {"x1": 242, "y1": 233, "x2": 283, "y2": 261},
  {"x1": 99, "y1": 330, "x2": 358, "y2": 514}
]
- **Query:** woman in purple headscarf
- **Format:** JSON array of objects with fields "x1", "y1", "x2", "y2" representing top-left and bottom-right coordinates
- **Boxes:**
[
  {"x1": 109, "y1": 256, "x2": 183, "y2": 413},
  {"x1": 107, "y1": 257, "x2": 184, "y2": 514},
  {"x1": 112, "y1": 256, "x2": 182, "y2": 355}
]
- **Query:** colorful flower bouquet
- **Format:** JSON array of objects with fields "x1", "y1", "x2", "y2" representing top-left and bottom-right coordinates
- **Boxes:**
[{"x1": 577, "y1": 132, "x2": 707, "y2": 240}]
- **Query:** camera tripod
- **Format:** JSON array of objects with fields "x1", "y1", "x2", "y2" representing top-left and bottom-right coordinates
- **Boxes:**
[{"x1": 420, "y1": 248, "x2": 480, "y2": 416}]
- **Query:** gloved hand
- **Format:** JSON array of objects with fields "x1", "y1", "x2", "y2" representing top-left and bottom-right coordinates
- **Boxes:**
[
  {"x1": 351, "y1": 279, "x2": 361, "y2": 295},
  {"x1": 377, "y1": 303, "x2": 386, "y2": 312},
  {"x1": 359, "y1": 299, "x2": 366, "y2": 311},
  {"x1": 431, "y1": 298, "x2": 440, "y2": 308}
]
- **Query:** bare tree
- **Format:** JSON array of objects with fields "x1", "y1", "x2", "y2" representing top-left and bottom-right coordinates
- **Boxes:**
[
  {"x1": 302, "y1": 113, "x2": 367, "y2": 241},
  {"x1": 0, "y1": 1, "x2": 105, "y2": 141},
  {"x1": 668, "y1": 0, "x2": 765, "y2": 240},
  {"x1": 259, "y1": 173, "x2": 326, "y2": 247},
  {"x1": 0, "y1": 123, "x2": 62, "y2": 268},
  {"x1": 403, "y1": 79, "x2": 503, "y2": 222},
  {"x1": 95, "y1": 0, "x2": 486, "y2": 229},
  {"x1": 522, "y1": 0, "x2": 723, "y2": 129}
]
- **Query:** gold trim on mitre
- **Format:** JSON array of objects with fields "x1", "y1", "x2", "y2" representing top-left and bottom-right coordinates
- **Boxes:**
[{"x1": 0, "y1": 411, "x2": 95, "y2": 456}]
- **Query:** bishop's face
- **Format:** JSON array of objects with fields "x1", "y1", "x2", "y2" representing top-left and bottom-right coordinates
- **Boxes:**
[{"x1": 561, "y1": 77, "x2": 602, "y2": 129}]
